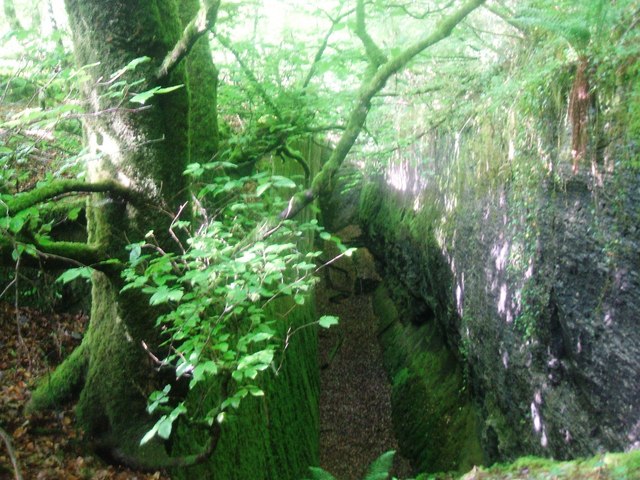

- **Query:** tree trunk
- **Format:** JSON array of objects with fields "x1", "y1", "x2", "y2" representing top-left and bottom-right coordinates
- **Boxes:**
[
  {"x1": 30, "y1": 0, "x2": 193, "y2": 464},
  {"x1": 179, "y1": 0, "x2": 219, "y2": 162}
]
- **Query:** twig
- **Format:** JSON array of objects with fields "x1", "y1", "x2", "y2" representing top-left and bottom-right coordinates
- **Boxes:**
[
  {"x1": 0, "y1": 278, "x2": 16, "y2": 300},
  {"x1": 168, "y1": 202, "x2": 189, "y2": 255},
  {"x1": 301, "y1": 6, "x2": 357, "y2": 90},
  {"x1": 0, "y1": 426, "x2": 23, "y2": 480}
]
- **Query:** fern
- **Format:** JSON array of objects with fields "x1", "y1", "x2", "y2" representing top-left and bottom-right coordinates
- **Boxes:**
[
  {"x1": 306, "y1": 466, "x2": 338, "y2": 480},
  {"x1": 364, "y1": 450, "x2": 396, "y2": 480},
  {"x1": 306, "y1": 450, "x2": 397, "y2": 480}
]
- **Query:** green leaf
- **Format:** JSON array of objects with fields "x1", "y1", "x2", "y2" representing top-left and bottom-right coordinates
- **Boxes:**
[
  {"x1": 147, "y1": 385, "x2": 171, "y2": 414},
  {"x1": 56, "y1": 267, "x2": 93, "y2": 284},
  {"x1": 191, "y1": 361, "x2": 218, "y2": 387},
  {"x1": 247, "y1": 385, "x2": 264, "y2": 397},
  {"x1": 149, "y1": 285, "x2": 184, "y2": 305},
  {"x1": 129, "y1": 243, "x2": 142, "y2": 264},
  {"x1": 139, "y1": 423, "x2": 159, "y2": 446},
  {"x1": 256, "y1": 182, "x2": 272, "y2": 197},
  {"x1": 319, "y1": 231, "x2": 331, "y2": 241},
  {"x1": 67, "y1": 207, "x2": 82, "y2": 221},
  {"x1": 130, "y1": 87, "x2": 160, "y2": 104},
  {"x1": 123, "y1": 56, "x2": 151, "y2": 72},
  {"x1": 308, "y1": 466, "x2": 338, "y2": 480},
  {"x1": 318, "y1": 315, "x2": 339, "y2": 329},
  {"x1": 156, "y1": 415, "x2": 173, "y2": 439},
  {"x1": 155, "y1": 84, "x2": 184, "y2": 94},
  {"x1": 184, "y1": 162, "x2": 204, "y2": 177},
  {"x1": 272, "y1": 176, "x2": 297, "y2": 188},
  {"x1": 249, "y1": 332, "x2": 273, "y2": 343}
]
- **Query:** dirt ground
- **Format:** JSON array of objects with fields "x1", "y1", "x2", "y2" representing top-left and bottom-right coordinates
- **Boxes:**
[
  {"x1": 0, "y1": 301, "x2": 169, "y2": 480},
  {"x1": 316, "y1": 259, "x2": 413, "y2": 480}
]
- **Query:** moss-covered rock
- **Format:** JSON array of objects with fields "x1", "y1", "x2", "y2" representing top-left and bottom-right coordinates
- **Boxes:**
[
  {"x1": 452, "y1": 449, "x2": 640, "y2": 480},
  {"x1": 372, "y1": 284, "x2": 483, "y2": 474}
]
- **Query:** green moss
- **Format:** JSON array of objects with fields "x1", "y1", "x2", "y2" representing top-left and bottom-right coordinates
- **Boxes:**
[
  {"x1": 455, "y1": 449, "x2": 640, "y2": 479},
  {"x1": 27, "y1": 342, "x2": 88, "y2": 412},
  {"x1": 373, "y1": 285, "x2": 484, "y2": 475}
]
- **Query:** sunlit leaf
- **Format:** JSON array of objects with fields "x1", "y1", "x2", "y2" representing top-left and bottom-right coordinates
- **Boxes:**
[{"x1": 318, "y1": 315, "x2": 339, "y2": 329}]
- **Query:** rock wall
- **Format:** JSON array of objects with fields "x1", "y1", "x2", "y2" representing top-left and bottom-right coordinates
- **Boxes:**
[{"x1": 351, "y1": 66, "x2": 640, "y2": 465}]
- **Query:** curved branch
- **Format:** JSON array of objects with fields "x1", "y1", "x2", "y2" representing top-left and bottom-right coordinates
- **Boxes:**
[
  {"x1": 108, "y1": 421, "x2": 222, "y2": 470},
  {"x1": 281, "y1": 143, "x2": 311, "y2": 183},
  {"x1": 156, "y1": 0, "x2": 221, "y2": 80},
  {"x1": 108, "y1": 375, "x2": 230, "y2": 470},
  {"x1": 4, "y1": 179, "x2": 146, "y2": 215}
]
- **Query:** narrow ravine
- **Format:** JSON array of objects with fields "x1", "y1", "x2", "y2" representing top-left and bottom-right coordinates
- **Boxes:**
[{"x1": 316, "y1": 253, "x2": 413, "y2": 480}]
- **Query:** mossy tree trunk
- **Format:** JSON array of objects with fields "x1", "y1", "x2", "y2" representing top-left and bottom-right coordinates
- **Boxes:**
[
  {"x1": 180, "y1": 0, "x2": 219, "y2": 161},
  {"x1": 29, "y1": 0, "x2": 212, "y2": 465}
]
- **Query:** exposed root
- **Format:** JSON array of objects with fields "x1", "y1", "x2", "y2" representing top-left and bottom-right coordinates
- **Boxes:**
[{"x1": 27, "y1": 342, "x2": 88, "y2": 413}]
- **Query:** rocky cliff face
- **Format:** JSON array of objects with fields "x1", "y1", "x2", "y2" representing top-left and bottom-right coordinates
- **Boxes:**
[
  {"x1": 356, "y1": 161, "x2": 640, "y2": 465},
  {"x1": 339, "y1": 75, "x2": 640, "y2": 466}
]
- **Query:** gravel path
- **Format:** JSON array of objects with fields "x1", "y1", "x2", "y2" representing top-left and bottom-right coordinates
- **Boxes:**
[{"x1": 316, "y1": 277, "x2": 413, "y2": 480}]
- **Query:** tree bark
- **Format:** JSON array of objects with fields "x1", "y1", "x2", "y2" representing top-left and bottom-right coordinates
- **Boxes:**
[{"x1": 30, "y1": 0, "x2": 193, "y2": 464}]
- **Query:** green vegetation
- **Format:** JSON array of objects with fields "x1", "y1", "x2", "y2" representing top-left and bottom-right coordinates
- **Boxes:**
[{"x1": 1, "y1": 0, "x2": 639, "y2": 478}]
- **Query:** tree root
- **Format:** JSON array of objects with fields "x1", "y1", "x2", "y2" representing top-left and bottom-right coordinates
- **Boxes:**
[{"x1": 26, "y1": 342, "x2": 88, "y2": 413}]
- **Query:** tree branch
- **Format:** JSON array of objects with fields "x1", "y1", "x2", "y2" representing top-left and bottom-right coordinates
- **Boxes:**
[
  {"x1": 276, "y1": 0, "x2": 486, "y2": 224},
  {"x1": 281, "y1": 143, "x2": 311, "y2": 184},
  {"x1": 0, "y1": 236, "x2": 115, "y2": 272},
  {"x1": 216, "y1": 35, "x2": 281, "y2": 118},
  {"x1": 376, "y1": 85, "x2": 444, "y2": 97},
  {"x1": 355, "y1": 0, "x2": 387, "y2": 67},
  {"x1": 217, "y1": 0, "x2": 484, "y2": 251},
  {"x1": 156, "y1": 0, "x2": 221, "y2": 80},
  {"x1": 386, "y1": 0, "x2": 454, "y2": 20},
  {"x1": 302, "y1": 6, "x2": 356, "y2": 89},
  {"x1": 4, "y1": 179, "x2": 145, "y2": 215}
]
